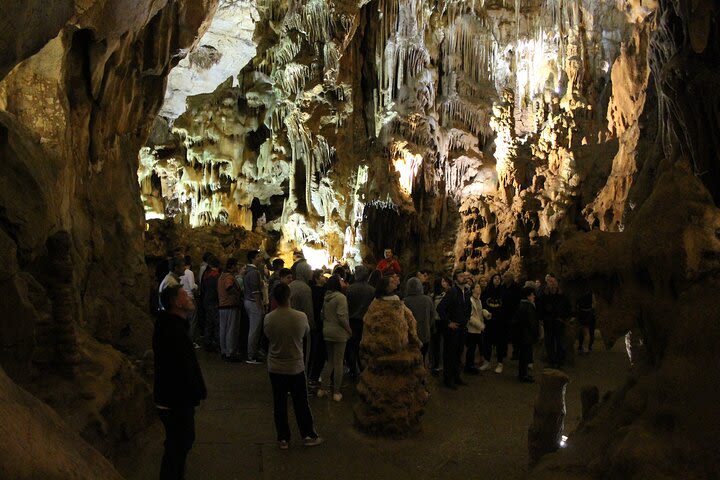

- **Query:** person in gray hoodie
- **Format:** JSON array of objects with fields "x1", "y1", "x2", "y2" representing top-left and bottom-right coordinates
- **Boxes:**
[
  {"x1": 289, "y1": 261, "x2": 315, "y2": 368},
  {"x1": 345, "y1": 265, "x2": 375, "y2": 378},
  {"x1": 318, "y1": 276, "x2": 351, "y2": 401},
  {"x1": 403, "y1": 277, "x2": 434, "y2": 364}
]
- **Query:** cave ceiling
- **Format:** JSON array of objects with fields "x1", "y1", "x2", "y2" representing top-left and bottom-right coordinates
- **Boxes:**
[{"x1": 138, "y1": 0, "x2": 651, "y2": 276}]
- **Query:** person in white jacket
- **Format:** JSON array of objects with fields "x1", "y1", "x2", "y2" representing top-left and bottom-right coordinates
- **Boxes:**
[{"x1": 465, "y1": 283, "x2": 491, "y2": 374}]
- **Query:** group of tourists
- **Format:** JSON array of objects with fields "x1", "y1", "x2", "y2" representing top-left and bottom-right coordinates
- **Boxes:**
[{"x1": 151, "y1": 246, "x2": 595, "y2": 478}]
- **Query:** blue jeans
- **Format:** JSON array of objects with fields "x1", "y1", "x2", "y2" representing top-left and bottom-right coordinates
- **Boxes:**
[{"x1": 244, "y1": 300, "x2": 262, "y2": 359}]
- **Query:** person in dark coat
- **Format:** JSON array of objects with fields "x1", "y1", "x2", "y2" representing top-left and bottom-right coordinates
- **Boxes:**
[
  {"x1": 437, "y1": 270, "x2": 472, "y2": 389},
  {"x1": 154, "y1": 285, "x2": 207, "y2": 480},
  {"x1": 512, "y1": 286, "x2": 539, "y2": 383},
  {"x1": 307, "y1": 270, "x2": 327, "y2": 389},
  {"x1": 345, "y1": 265, "x2": 375, "y2": 378},
  {"x1": 535, "y1": 274, "x2": 571, "y2": 368}
]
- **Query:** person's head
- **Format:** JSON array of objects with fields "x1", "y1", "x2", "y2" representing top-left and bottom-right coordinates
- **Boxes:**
[
  {"x1": 383, "y1": 248, "x2": 393, "y2": 259},
  {"x1": 169, "y1": 256, "x2": 185, "y2": 276},
  {"x1": 375, "y1": 272, "x2": 399, "y2": 298},
  {"x1": 453, "y1": 270, "x2": 468, "y2": 286},
  {"x1": 472, "y1": 282, "x2": 482, "y2": 299},
  {"x1": 226, "y1": 257, "x2": 239, "y2": 274},
  {"x1": 546, "y1": 274, "x2": 559, "y2": 293},
  {"x1": 272, "y1": 258, "x2": 285, "y2": 271},
  {"x1": 161, "y1": 285, "x2": 194, "y2": 314},
  {"x1": 367, "y1": 269, "x2": 382, "y2": 287},
  {"x1": 491, "y1": 273, "x2": 502, "y2": 287},
  {"x1": 184, "y1": 255, "x2": 192, "y2": 268},
  {"x1": 202, "y1": 251, "x2": 213, "y2": 263},
  {"x1": 325, "y1": 275, "x2": 343, "y2": 293},
  {"x1": 416, "y1": 270, "x2": 430, "y2": 283},
  {"x1": 247, "y1": 250, "x2": 262, "y2": 266},
  {"x1": 522, "y1": 286, "x2": 536, "y2": 303},
  {"x1": 406, "y1": 277, "x2": 424, "y2": 296},
  {"x1": 502, "y1": 271, "x2": 514, "y2": 286},
  {"x1": 534, "y1": 279, "x2": 542, "y2": 289},
  {"x1": 208, "y1": 255, "x2": 220, "y2": 269},
  {"x1": 279, "y1": 268, "x2": 293, "y2": 284},
  {"x1": 332, "y1": 265, "x2": 347, "y2": 281},
  {"x1": 354, "y1": 265, "x2": 369, "y2": 282},
  {"x1": 272, "y1": 282, "x2": 291, "y2": 307},
  {"x1": 433, "y1": 275, "x2": 452, "y2": 295},
  {"x1": 312, "y1": 269, "x2": 327, "y2": 286}
]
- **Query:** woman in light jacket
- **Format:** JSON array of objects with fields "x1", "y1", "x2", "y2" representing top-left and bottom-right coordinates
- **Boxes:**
[
  {"x1": 465, "y1": 282, "x2": 491, "y2": 374},
  {"x1": 318, "y1": 275, "x2": 352, "y2": 401}
]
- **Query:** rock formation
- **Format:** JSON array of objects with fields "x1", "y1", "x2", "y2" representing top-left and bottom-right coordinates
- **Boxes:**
[
  {"x1": 528, "y1": 369, "x2": 570, "y2": 466},
  {"x1": 355, "y1": 298, "x2": 428, "y2": 437},
  {"x1": 0, "y1": 0, "x2": 220, "y2": 473},
  {"x1": 0, "y1": 0, "x2": 718, "y2": 476}
]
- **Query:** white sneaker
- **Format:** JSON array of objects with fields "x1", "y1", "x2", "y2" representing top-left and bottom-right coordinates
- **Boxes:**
[
  {"x1": 528, "y1": 363, "x2": 534, "y2": 370},
  {"x1": 494, "y1": 363, "x2": 503, "y2": 374},
  {"x1": 479, "y1": 360, "x2": 492, "y2": 371},
  {"x1": 316, "y1": 389, "x2": 328, "y2": 398},
  {"x1": 332, "y1": 392, "x2": 343, "y2": 402}
]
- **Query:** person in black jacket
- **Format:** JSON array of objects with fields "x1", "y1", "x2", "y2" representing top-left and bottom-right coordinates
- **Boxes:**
[
  {"x1": 512, "y1": 286, "x2": 539, "y2": 383},
  {"x1": 154, "y1": 285, "x2": 207, "y2": 480},
  {"x1": 535, "y1": 274, "x2": 571, "y2": 368},
  {"x1": 437, "y1": 270, "x2": 472, "y2": 389}
]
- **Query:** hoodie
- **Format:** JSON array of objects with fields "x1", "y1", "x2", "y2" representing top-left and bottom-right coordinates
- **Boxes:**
[
  {"x1": 322, "y1": 290, "x2": 351, "y2": 342},
  {"x1": 403, "y1": 277, "x2": 434, "y2": 344},
  {"x1": 289, "y1": 260, "x2": 315, "y2": 329},
  {"x1": 347, "y1": 265, "x2": 375, "y2": 321}
]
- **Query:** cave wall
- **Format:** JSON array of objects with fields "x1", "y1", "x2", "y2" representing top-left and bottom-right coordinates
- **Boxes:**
[
  {"x1": 0, "y1": 0, "x2": 219, "y2": 469},
  {"x1": 140, "y1": 0, "x2": 634, "y2": 276}
]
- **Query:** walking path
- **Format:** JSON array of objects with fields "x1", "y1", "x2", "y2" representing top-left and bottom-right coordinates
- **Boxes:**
[{"x1": 121, "y1": 342, "x2": 629, "y2": 480}]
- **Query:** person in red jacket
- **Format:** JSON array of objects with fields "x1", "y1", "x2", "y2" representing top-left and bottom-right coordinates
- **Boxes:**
[{"x1": 376, "y1": 248, "x2": 401, "y2": 275}]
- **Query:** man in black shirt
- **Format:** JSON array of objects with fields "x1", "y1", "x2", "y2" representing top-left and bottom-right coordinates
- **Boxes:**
[{"x1": 154, "y1": 285, "x2": 207, "y2": 479}]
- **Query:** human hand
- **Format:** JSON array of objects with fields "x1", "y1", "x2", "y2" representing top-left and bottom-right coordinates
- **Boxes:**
[{"x1": 448, "y1": 322, "x2": 459, "y2": 330}]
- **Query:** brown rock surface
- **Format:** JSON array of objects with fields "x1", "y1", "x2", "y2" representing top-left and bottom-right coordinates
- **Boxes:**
[{"x1": 0, "y1": 365, "x2": 123, "y2": 479}]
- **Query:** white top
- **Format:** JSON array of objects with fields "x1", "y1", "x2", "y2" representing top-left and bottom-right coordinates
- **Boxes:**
[{"x1": 180, "y1": 268, "x2": 197, "y2": 295}]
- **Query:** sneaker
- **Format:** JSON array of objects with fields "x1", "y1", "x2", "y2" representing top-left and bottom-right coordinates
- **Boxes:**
[
  {"x1": 278, "y1": 440, "x2": 289, "y2": 450},
  {"x1": 245, "y1": 359, "x2": 262, "y2": 365},
  {"x1": 528, "y1": 363, "x2": 534, "y2": 370},
  {"x1": 494, "y1": 363, "x2": 504, "y2": 374},
  {"x1": 479, "y1": 360, "x2": 492, "y2": 371},
  {"x1": 303, "y1": 436, "x2": 324, "y2": 447},
  {"x1": 316, "y1": 389, "x2": 328, "y2": 398},
  {"x1": 332, "y1": 393, "x2": 343, "y2": 402}
]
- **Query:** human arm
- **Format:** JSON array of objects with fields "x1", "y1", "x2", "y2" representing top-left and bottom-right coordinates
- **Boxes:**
[{"x1": 337, "y1": 296, "x2": 352, "y2": 335}]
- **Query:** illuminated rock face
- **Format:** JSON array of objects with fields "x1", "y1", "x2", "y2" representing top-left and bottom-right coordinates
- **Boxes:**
[
  {"x1": 0, "y1": 0, "x2": 218, "y2": 472},
  {"x1": 141, "y1": 0, "x2": 632, "y2": 275}
]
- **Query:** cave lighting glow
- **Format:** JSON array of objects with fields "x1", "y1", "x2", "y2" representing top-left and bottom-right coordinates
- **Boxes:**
[
  {"x1": 302, "y1": 245, "x2": 332, "y2": 270},
  {"x1": 145, "y1": 212, "x2": 166, "y2": 220},
  {"x1": 393, "y1": 142, "x2": 422, "y2": 195},
  {"x1": 559, "y1": 435, "x2": 568, "y2": 448}
]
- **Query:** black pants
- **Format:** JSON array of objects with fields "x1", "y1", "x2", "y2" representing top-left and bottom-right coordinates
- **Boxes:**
[
  {"x1": 307, "y1": 329, "x2": 326, "y2": 381},
  {"x1": 345, "y1": 318, "x2": 364, "y2": 376},
  {"x1": 518, "y1": 344, "x2": 534, "y2": 379},
  {"x1": 465, "y1": 332, "x2": 483, "y2": 368},
  {"x1": 269, "y1": 371, "x2": 318, "y2": 441},
  {"x1": 483, "y1": 321, "x2": 508, "y2": 363},
  {"x1": 429, "y1": 329, "x2": 443, "y2": 369},
  {"x1": 443, "y1": 328, "x2": 465, "y2": 385},
  {"x1": 578, "y1": 312, "x2": 596, "y2": 351},
  {"x1": 158, "y1": 407, "x2": 195, "y2": 480},
  {"x1": 544, "y1": 319, "x2": 566, "y2": 367}
]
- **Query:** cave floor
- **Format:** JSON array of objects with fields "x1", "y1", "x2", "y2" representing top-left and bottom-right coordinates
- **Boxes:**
[{"x1": 120, "y1": 340, "x2": 628, "y2": 480}]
